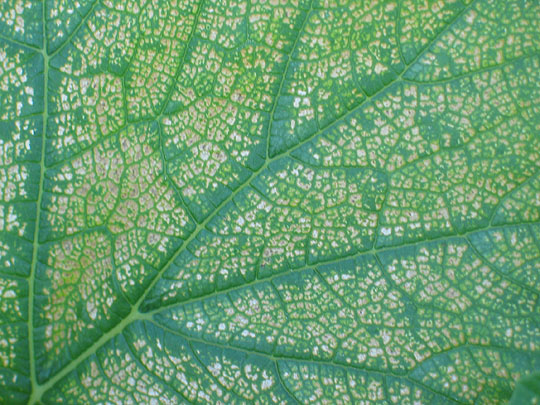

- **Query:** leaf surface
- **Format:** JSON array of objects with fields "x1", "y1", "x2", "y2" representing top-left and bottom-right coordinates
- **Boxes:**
[{"x1": 0, "y1": 0, "x2": 539, "y2": 403}]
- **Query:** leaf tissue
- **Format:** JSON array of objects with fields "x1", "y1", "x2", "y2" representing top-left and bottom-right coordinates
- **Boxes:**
[{"x1": 0, "y1": 0, "x2": 539, "y2": 403}]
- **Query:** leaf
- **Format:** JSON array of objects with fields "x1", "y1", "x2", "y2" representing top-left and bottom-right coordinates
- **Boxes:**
[
  {"x1": 0, "y1": 0, "x2": 539, "y2": 403},
  {"x1": 509, "y1": 372, "x2": 540, "y2": 405}
]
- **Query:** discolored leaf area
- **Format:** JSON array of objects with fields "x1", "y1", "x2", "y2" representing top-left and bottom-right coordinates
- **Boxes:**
[{"x1": 0, "y1": 0, "x2": 539, "y2": 403}]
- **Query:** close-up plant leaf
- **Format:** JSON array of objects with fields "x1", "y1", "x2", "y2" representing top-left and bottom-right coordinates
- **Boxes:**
[{"x1": 0, "y1": 0, "x2": 539, "y2": 403}]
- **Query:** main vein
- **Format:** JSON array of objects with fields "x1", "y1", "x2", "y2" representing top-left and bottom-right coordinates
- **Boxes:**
[{"x1": 27, "y1": 4, "x2": 49, "y2": 403}]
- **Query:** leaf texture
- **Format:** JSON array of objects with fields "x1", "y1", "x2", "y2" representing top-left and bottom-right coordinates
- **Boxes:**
[{"x1": 0, "y1": 0, "x2": 539, "y2": 403}]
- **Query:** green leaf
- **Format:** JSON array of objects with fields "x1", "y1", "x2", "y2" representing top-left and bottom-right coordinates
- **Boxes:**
[
  {"x1": 510, "y1": 373, "x2": 540, "y2": 405},
  {"x1": 509, "y1": 372, "x2": 540, "y2": 405},
  {"x1": 0, "y1": 0, "x2": 539, "y2": 403}
]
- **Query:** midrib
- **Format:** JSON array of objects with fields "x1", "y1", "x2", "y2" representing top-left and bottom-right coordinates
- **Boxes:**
[{"x1": 27, "y1": 4, "x2": 49, "y2": 403}]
